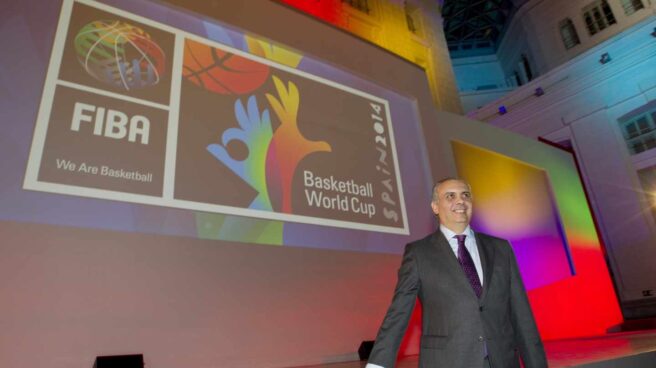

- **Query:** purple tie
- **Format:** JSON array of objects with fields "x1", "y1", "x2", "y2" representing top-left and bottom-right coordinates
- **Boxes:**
[{"x1": 455, "y1": 234, "x2": 482, "y2": 298}]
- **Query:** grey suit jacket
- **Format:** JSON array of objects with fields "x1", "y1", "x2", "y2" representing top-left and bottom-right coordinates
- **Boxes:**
[{"x1": 368, "y1": 230, "x2": 547, "y2": 368}]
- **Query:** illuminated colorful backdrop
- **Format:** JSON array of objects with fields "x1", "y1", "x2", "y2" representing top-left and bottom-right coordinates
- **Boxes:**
[
  {"x1": 452, "y1": 141, "x2": 574, "y2": 290},
  {"x1": 450, "y1": 138, "x2": 622, "y2": 339}
]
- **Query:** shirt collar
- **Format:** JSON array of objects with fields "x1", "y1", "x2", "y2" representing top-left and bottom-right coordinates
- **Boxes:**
[{"x1": 440, "y1": 224, "x2": 474, "y2": 241}]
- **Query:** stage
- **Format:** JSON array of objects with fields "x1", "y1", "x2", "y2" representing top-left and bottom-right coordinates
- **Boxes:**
[{"x1": 292, "y1": 330, "x2": 656, "y2": 368}]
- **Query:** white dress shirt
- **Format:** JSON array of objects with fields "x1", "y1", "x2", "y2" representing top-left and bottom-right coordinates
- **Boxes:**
[
  {"x1": 364, "y1": 226, "x2": 484, "y2": 368},
  {"x1": 440, "y1": 225, "x2": 484, "y2": 285}
]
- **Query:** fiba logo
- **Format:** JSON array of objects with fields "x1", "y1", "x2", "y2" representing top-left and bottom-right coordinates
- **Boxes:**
[{"x1": 74, "y1": 20, "x2": 165, "y2": 90}]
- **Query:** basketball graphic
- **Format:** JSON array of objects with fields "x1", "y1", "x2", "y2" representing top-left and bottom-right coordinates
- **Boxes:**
[
  {"x1": 183, "y1": 39, "x2": 270, "y2": 95},
  {"x1": 74, "y1": 20, "x2": 165, "y2": 90}
]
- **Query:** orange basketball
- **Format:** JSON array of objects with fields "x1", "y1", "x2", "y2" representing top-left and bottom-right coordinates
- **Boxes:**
[{"x1": 183, "y1": 39, "x2": 270, "y2": 95}]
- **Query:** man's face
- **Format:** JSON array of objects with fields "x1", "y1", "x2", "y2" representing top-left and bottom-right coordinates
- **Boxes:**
[{"x1": 431, "y1": 179, "x2": 473, "y2": 232}]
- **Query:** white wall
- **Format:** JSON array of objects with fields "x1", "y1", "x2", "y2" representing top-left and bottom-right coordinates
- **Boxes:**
[
  {"x1": 451, "y1": 54, "x2": 508, "y2": 92},
  {"x1": 498, "y1": 0, "x2": 656, "y2": 77},
  {"x1": 469, "y1": 15, "x2": 656, "y2": 317},
  {"x1": 459, "y1": 87, "x2": 515, "y2": 113},
  {"x1": 455, "y1": 0, "x2": 656, "y2": 113},
  {"x1": 0, "y1": 221, "x2": 404, "y2": 368}
]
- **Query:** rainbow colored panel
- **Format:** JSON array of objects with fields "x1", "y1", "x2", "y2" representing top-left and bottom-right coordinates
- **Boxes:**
[
  {"x1": 451, "y1": 141, "x2": 573, "y2": 290},
  {"x1": 451, "y1": 139, "x2": 621, "y2": 339}
]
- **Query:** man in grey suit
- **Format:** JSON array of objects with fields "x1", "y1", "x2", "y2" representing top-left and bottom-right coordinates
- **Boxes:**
[{"x1": 366, "y1": 178, "x2": 547, "y2": 368}]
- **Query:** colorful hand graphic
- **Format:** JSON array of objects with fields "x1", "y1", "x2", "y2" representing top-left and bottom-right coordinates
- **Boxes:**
[
  {"x1": 265, "y1": 75, "x2": 332, "y2": 213},
  {"x1": 245, "y1": 35, "x2": 303, "y2": 68},
  {"x1": 207, "y1": 95, "x2": 273, "y2": 210}
]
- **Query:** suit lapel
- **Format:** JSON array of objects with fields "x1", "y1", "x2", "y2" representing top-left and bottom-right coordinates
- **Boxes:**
[
  {"x1": 475, "y1": 232, "x2": 495, "y2": 302},
  {"x1": 429, "y1": 231, "x2": 480, "y2": 298}
]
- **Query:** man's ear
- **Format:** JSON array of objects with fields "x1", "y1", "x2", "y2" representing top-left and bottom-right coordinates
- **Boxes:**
[{"x1": 431, "y1": 201, "x2": 439, "y2": 216}]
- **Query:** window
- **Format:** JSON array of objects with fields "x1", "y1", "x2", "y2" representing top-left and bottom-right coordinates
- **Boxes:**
[
  {"x1": 342, "y1": 0, "x2": 371, "y2": 14},
  {"x1": 582, "y1": 0, "x2": 617, "y2": 35},
  {"x1": 521, "y1": 54, "x2": 533, "y2": 82},
  {"x1": 620, "y1": 111, "x2": 656, "y2": 155},
  {"x1": 637, "y1": 165, "x2": 656, "y2": 224},
  {"x1": 559, "y1": 18, "x2": 581, "y2": 49},
  {"x1": 404, "y1": 1, "x2": 422, "y2": 35},
  {"x1": 620, "y1": 0, "x2": 644, "y2": 15},
  {"x1": 513, "y1": 70, "x2": 523, "y2": 86}
]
